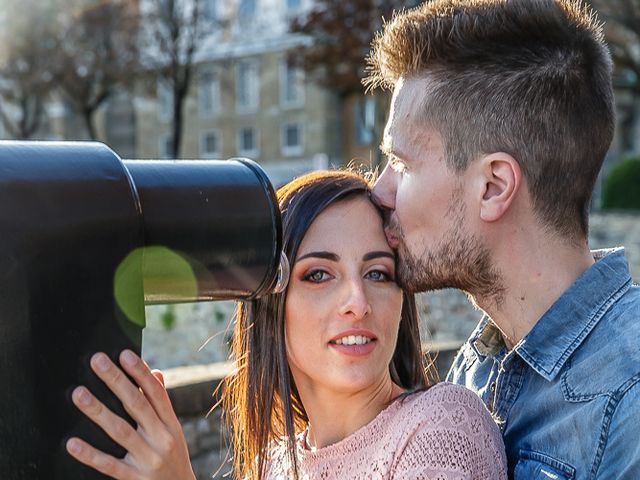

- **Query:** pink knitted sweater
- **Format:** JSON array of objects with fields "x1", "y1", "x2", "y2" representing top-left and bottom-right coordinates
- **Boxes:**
[{"x1": 264, "y1": 382, "x2": 507, "y2": 479}]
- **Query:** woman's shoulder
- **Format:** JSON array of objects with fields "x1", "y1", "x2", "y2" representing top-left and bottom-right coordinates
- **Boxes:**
[
  {"x1": 391, "y1": 382, "x2": 507, "y2": 479},
  {"x1": 396, "y1": 381, "x2": 492, "y2": 419},
  {"x1": 397, "y1": 382, "x2": 501, "y2": 437}
]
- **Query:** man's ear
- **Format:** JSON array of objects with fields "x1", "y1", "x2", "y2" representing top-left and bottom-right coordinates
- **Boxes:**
[{"x1": 478, "y1": 153, "x2": 522, "y2": 222}]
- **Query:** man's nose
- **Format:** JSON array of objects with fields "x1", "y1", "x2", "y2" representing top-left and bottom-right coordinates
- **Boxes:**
[
  {"x1": 338, "y1": 278, "x2": 372, "y2": 320},
  {"x1": 371, "y1": 163, "x2": 396, "y2": 210}
]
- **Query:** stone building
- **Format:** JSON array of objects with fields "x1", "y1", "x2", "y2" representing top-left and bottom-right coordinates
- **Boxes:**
[
  {"x1": 4, "y1": 0, "x2": 640, "y2": 193},
  {"x1": 130, "y1": 0, "x2": 342, "y2": 186}
]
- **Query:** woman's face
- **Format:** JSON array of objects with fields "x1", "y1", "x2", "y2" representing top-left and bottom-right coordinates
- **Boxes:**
[{"x1": 284, "y1": 195, "x2": 403, "y2": 396}]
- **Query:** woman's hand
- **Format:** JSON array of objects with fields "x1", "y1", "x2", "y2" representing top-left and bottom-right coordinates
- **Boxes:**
[{"x1": 66, "y1": 350, "x2": 196, "y2": 480}]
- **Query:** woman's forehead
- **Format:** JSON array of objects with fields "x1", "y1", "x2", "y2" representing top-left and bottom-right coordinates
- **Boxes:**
[{"x1": 297, "y1": 196, "x2": 391, "y2": 254}]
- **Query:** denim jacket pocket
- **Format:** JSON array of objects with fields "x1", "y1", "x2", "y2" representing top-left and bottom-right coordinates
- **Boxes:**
[{"x1": 515, "y1": 450, "x2": 576, "y2": 479}]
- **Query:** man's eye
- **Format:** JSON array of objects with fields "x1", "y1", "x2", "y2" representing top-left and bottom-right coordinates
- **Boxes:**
[
  {"x1": 366, "y1": 270, "x2": 392, "y2": 282},
  {"x1": 303, "y1": 270, "x2": 330, "y2": 283}
]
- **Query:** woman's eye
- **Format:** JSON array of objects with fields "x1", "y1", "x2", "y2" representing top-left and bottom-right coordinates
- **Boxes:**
[
  {"x1": 366, "y1": 270, "x2": 392, "y2": 282},
  {"x1": 303, "y1": 270, "x2": 330, "y2": 283}
]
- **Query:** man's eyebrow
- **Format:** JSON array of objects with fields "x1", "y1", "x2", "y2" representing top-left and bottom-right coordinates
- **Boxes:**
[
  {"x1": 379, "y1": 142, "x2": 407, "y2": 162},
  {"x1": 296, "y1": 251, "x2": 339, "y2": 262},
  {"x1": 363, "y1": 251, "x2": 395, "y2": 261}
]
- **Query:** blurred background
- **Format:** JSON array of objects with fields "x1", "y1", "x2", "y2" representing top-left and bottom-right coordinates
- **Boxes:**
[{"x1": 1, "y1": 0, "x2": 638, "y2": 476}]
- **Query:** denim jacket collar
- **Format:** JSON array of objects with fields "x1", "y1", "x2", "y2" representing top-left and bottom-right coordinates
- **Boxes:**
[
  {"x1": 468, "y1": 248, "x2": 633, "y2": 380},
  {"x1": 515, "y1": 248, "x2": 633, "y2": 381},
  {"x1": 468, "y1": 315, "x2": 504, "y2": 361}
]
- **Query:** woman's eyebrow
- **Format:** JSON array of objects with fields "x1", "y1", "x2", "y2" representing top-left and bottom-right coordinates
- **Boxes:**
[
  {"x1": 363, "y1": 251, "x2": 395, "y2": 261},
  {"x1": 296, "y1": 251, "x2": 394, "y2": 262},
  {"x1": 296, "y1": 251, "x2": 339, "y2": 262}
]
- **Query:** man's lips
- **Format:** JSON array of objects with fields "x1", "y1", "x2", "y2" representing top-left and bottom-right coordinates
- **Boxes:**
[{"x1": 384, "y1": 229, "x2": 400, "y2": 249}]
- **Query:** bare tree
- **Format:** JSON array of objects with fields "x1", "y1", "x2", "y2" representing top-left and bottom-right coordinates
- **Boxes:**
[
  {"x1": 0, "y1": 0, "x2": 57, "y2": 139},
  {"x1": 142, "y1": 0, "x2": 221, "y2": 158},
  {"x1": 591, "y1": 1, "x2": 640, "y2": 152},
  {"x1": 289, "y1": 0, "x2": 417, "y2": 166},
  {"x1": 592, "y1": 1, "x2": 640, "y2": 91},
  {"x1": 54, "y1": 0, "x2": 140, "y2": 140}
]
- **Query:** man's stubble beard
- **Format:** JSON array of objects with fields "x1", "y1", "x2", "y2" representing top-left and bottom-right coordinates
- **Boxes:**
[{"x1": 391, "y1": 191, "x2": 506, "y2": 307}]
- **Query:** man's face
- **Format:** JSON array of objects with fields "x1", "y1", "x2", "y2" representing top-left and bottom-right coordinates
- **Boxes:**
[{"x1": 372, "y1": 77, "x2": 500, "y2": 296}]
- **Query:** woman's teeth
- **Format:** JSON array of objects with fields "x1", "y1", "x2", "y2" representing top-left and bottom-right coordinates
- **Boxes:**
[{"x1": 334, "y1": 335, "x2": 372, "y2": 345}]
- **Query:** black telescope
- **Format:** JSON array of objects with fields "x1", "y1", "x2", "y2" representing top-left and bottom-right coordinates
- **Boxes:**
[{"x1": 0, "y1": 141, "x2": 284, "y2": 479}]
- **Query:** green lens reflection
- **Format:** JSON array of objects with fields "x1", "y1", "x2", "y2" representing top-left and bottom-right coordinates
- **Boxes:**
[{"x1": 114, "y1": 246, "x2": 198, "y2": 325}]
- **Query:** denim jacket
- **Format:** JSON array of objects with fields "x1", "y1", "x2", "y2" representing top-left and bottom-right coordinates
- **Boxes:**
[{"x1": 447, "y1": 248, "x2": 640, "y2": 479}]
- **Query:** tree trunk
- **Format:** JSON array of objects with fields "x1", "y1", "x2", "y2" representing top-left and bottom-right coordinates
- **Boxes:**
[
  {"x1": 18, "y1": 94, "x2": 43, "y2": 140},
  {"x1": 83, "y1": 108, "x2": 97, "y2": 141},
  {"x1": 171, "y1": 84, "x2": 184, "y2": 159}
]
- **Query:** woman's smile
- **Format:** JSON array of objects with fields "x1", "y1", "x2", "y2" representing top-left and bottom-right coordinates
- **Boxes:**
[{"x1": 328, "y1": 329, "x2": 378, "y2": 356}]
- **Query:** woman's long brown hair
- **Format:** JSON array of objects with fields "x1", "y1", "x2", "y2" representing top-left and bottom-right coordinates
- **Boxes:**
[{"x1": 221, "y1": 170, "x2": 436, "y2": 479}]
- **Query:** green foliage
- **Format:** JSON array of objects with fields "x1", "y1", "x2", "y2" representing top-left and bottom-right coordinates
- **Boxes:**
[
  {"x1": 161, "y1": 304, "x2": 177, "y2": 331},
  {"x1": 602, "y1": 158, "x2": 640, "y2": 210}
]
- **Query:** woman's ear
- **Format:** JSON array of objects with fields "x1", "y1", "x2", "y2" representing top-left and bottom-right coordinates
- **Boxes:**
[{"x1": 478, "y1": 153, "x2": 522, "y2": 222}]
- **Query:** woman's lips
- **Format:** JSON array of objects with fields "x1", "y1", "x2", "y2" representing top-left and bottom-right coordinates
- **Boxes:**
[
  {"x1": 328, "y1": 330, "x2": 378, "y2": 357},
  {"x1": 329, "y1": 340, "x2": 377, "y2": 357}
]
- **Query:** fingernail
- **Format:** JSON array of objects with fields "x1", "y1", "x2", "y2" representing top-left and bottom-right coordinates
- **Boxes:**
[
  {"x1": 67, "y1": 438, "x2": 82, "y2": 455},
  {"x1": 94, "y1": 353, "x2": 110, "y2": 372},
  {"x1": 121, "y1": 350, "x2": 137, "y2": 367},
  {"x1": 75, "y1": 387, "x2": 91, "y2": 406}
]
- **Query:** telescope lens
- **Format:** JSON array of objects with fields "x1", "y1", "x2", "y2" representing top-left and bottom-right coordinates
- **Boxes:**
[{"x1": 272, "y1": 253, "x2": 290, "y2": 294}]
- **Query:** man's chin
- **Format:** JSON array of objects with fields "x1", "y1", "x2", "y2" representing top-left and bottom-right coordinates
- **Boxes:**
[
  {"x1": 397, "y1": 267, "x2": 436, "y2": 293},
  {"x1": 395, "y1": 243, "x2": 458, "y2": 293},
  {"x1": 395, "y1": 247, "x2": 431, "y2": 293},
  {"x1": 397, "y1": 264, "x2": 456, "y2": 293}
]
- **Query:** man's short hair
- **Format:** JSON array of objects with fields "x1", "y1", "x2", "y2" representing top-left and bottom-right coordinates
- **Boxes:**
[{"x1": 365, "y1": 0, "x2": 615, "y2": 239}]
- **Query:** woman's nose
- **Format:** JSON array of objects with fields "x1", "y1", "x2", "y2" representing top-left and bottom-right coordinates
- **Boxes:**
[
  {"x1": 371, "y1": 163, "x2": 397, "y2": 211},
  {"x1": 339, "y1": 278, "x2": 372, "y2": 320}
]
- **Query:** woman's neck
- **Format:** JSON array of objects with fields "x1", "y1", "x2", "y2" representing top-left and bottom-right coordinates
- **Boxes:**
[{"x1": 300, "y1": 376, "x2": 405, "y2": 450}]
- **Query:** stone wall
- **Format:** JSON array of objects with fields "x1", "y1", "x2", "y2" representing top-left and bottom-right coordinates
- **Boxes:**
[{"x1": 162, "y1": 363, "x2": 231, "y2": 479}]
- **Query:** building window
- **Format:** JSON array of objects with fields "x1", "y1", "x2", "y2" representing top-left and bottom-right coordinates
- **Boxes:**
[
  {"x1": 238, "y1": 0, "x2": 256, "y2": 21},
  {"x1": 236, "y1": 60, "x2": 259, "y2": 113},
  {"x1": 354, "y1": 96, "x2": 376, "y2": 145},
  {"x1": 160, "y1": 134, "x2": 174, "y2": 159},
  {"x1": 282, "y1": 123, "x2": 303, "y2": 156},
  {"x1": 198, "y1": 69, "x2": 219, "y2": 117},
  {"x1": 237, "y1": 127, "x2": 258, "y2": 157},
  {"x1": 201, "y1": 0, "x2": 217, "y2": 21},
  {"x1": 157, "y1": 80, "x2": 173, "y2": 121},
  {"x1": 280, "y1": 60, "x2": 304, "y2": 108},
  {"x1": 201, "y1": 130, "x2": 221, "y2": 158}
]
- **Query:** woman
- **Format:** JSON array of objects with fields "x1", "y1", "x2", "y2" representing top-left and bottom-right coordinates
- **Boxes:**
[{"x1": 66, "y1": 170, "x2": 507, "y2": 479}]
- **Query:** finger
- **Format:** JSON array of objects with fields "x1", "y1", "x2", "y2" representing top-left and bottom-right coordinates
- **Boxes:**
[
  {"x1": 66, "y1": 436, "x2": 138, "y2": 480},
  {"x1": 71, "y1": 386, "x2": 152, "y2": 460},
  {"x1": 89, "y1": 353, "x2": 167, "y2": 438},
  {"x1": 151, "y1": 369, "x2": 165, "y2": 387},
  {"x1": 118, "y1": 350, "x2": 179, "y2": 429}
]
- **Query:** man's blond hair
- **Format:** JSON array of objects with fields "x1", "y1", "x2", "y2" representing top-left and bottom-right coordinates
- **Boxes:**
[{"x1": 365, "y1": 0, "x2": 614, "y2": 239}]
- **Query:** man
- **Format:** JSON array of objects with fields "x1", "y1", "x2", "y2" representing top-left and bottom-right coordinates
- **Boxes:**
[{"x1": 367, "y1": 0, "x2": 640, "y2": 478}]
